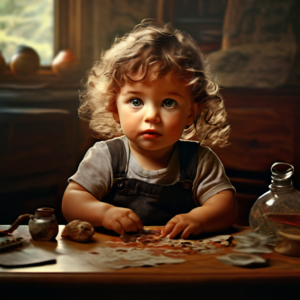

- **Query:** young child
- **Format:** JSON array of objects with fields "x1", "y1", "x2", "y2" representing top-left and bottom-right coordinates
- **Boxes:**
[{"x1": 62, "y1": 19, "x2": 237, "y2": 239}]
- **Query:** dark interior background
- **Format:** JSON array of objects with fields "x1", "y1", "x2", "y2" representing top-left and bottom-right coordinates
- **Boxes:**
[{"x1": 1, "y1": 0, "x2": 300, "y2": 225}]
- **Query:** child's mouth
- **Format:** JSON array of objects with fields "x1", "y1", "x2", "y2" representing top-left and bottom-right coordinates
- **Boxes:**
[{"x1": 142, "y1": 132, "x2": 161, "y2": 139}]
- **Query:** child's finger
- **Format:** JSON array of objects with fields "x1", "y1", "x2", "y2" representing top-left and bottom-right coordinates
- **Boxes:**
[
  {"x1": 161, "y1": 222, "x2": 176, "y2": 237},
  {"x1": 128, "y1": 211, "x2": 144, "y2": 230},
  {"x1": 119, "y1": 216, "x2": 138, "y2": 232},
  {"x1": 169, "y1": 222, "x2": 188, "y2": 239},
  {"x1": 181, "y1": 225, "x2": 193, "y2": 239},
  {"x1": 112, "y1": 221, "x2": 125, "y2": 235}
]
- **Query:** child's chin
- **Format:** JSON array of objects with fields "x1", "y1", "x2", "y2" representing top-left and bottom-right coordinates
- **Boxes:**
[{"x1": 138, "y1": 142, "x2": 174, "y2": 152}]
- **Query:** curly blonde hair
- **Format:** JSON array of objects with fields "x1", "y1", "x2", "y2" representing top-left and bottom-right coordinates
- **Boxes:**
[{"x1": 79, "y1": 18, "x2": 230, "y2": 147}]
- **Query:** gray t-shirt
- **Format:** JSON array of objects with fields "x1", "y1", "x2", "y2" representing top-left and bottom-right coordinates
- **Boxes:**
[{"x1": 69, "y1": 136, "x2": 235, "y2": 206}]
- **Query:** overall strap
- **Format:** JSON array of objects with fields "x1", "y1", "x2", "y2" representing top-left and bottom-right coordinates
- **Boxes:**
[
  {"x1": 178, "y1": 140, "x2": 200, "y2": 181},
  {"x1": 106, "y1": 138, "x2": 127, "y2": 178}
]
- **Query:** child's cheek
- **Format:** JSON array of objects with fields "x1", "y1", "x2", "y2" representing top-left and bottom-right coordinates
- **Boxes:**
[
  {"x1": 120, "y1": 112, "x2": 140, "y2": 135},
  {"x1": 165, "y1": 114, "x2": 186, "y2": 133}
]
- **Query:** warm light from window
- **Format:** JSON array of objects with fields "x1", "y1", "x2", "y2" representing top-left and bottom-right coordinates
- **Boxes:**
[{"x1": 0, "y1": 0, "x2": 54, "y2": 65}]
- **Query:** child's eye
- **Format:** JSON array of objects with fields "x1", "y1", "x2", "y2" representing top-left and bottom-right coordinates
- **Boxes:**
[
  {"x1": 129, "y1": 98, "x2": 143, "y2": 107},
  {"x1": 163, "y1": 99, "x2": 177, "y2": 108}
]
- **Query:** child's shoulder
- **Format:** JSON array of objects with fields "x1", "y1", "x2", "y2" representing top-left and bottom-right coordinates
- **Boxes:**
[
  {"x1": 90, "y1": 136, "x2": 129, "y2": 161},
  {"x1": 178, "y1": 139, "x2": 219, "y2": 162},
  {"x1": 82, "y1": 139, "x2": 112, "y2": 164},
  {"x1": 92, "y1": 136, "x2": 127, "y2": 150},
  {"x1": 178, "y1": 139, "x2": 210, "y2": 154}
]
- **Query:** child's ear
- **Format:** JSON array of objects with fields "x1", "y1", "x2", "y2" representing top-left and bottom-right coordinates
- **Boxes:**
[{"x1": 186, "y1": 102, "x2": 202, "y2": 126}]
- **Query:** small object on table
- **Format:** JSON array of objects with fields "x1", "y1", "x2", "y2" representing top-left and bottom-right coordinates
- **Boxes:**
[
  {"x1": 0, "y1": 214, "x2": 32, "y2": 236},
  {"x1": 216, "y1": 253, "x2": 267, "y2": 267},
  {"x1": 275, "y1": 228, "x2": 300, "y2": 257},
  {"x1": 0, "y1": 207, "x2": 58, "y2": 241},
  {"x1": 0, "y1": 247, "x2": 56, "y2": 268},
  {"x1": 120, "y1": 229, "x2": 162, "y2": 243},
  {"x1": 249, "y1": 162, "x2": 300, "y2": 238},
  {"x1": 0, "y1": 237, "x2": 24, "y2": 252},
  {"x1": 29, "y1": 208, "x2": 59, "y2": 241},
  {"x1": 61, "y1": 220, "x2": 95, "y2": 243},
  {"x1": 233, "y1": 231, "x2": 273, "y2": 253},
  {"x1": 107, "y1": 230, "x2": 232, "y2": 257},
  {"x1": 82, "y1": 247, "x2": 185, "y2": 269}
]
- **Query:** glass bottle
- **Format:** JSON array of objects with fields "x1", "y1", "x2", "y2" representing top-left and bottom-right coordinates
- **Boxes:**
[{"x1": 249, "y1": 162, "x2": 300, "y2": 238}]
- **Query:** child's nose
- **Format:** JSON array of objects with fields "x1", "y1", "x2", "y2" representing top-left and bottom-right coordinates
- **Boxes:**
[{"x1": 143, "y1": 105, "x2": 161, "y2": 123}]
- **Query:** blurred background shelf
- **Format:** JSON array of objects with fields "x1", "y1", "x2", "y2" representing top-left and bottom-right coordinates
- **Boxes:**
[
  {"x1": 212, "y1": 86, "x2": 300, "y2": 225},
  {"x1": 0, "y1": 89, "x2": 97, "y2": 224},
  {"x1": 1, "y1": 86, "x2": 299, "y2": 225},
  {"x1": 1, "y1": 0, "x2": 300, "y2": 226}
]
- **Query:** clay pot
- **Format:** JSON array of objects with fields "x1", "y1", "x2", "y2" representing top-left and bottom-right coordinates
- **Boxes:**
[
  {"x1": 29, "y1": 208, "x2": 59, "y2": 241},
  {"x1": 10, "y1": 45, "x2": 40, "y2": 76}
]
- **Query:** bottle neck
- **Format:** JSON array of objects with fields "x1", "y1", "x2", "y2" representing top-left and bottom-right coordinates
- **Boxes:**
[{"x1": 269, "y1": 178, "x2": 295, "y2": 193}]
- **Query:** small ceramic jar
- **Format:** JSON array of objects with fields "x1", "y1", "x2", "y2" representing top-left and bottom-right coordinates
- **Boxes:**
[{"x1": 29, "y1": 208, "x2": 58, "y2": 241}]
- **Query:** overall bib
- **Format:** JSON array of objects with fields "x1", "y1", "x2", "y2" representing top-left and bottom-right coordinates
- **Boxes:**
[{"x1": 102, "y1": 138, "x2": 200, "y2": 225}]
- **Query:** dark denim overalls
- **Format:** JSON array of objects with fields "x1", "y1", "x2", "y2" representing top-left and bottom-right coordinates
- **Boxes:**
[{"x1": 102, "y1": 138, "x2": 199, "y2": 225}]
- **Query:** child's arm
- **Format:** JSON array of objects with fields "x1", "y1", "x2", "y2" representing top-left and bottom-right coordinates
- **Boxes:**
[
  {"x1": 161, "y1": 190, "x2": 237, "y2": 239},
  {"x1": 62, "y1": 181, "x2": 143, "y2": 234}
]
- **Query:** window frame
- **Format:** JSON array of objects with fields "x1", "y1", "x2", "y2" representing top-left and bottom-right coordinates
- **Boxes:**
[
  {"x1": 0, "y1": 0, "x2": 162, "y2": 89},
  {"x1": 0, "y1": 0, "x2": 95, "y2": 88}
]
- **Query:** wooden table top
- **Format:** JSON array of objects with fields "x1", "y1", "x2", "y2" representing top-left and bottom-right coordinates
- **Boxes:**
[{"x1": 1, "y1": 225, "x2": 300, "y2": 300}]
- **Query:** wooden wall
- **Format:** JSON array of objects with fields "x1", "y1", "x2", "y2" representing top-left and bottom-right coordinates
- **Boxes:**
[
  {"x1": 1, "y1": 1, "x2": 300, "y2": 226},
  {"x1": 213, "y1": 87, "x2": 300, "y2": 225}
]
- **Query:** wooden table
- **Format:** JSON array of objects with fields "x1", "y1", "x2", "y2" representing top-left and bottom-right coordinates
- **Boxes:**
[{"x1": 1, "y1": 225, "x2": 300, "y2": 300}]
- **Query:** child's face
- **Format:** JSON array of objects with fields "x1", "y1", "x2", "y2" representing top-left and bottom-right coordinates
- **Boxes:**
[{"x1": 113, "y1": 71, "x2": 200, "y2": 153}]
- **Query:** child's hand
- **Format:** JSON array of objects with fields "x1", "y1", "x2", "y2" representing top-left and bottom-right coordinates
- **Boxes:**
[
  {"x1": 161, "y1": 213, "x2": 203, "y2": 239},
  {"x1": 102, "y1": 207, "x2": 143, "y2": 235}
]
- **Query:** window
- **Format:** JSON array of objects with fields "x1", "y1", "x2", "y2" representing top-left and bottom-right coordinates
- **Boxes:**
[
  {"x1": 0, "y1": 0, "x2": 157, "y2": 87},
  {"x1": 0, "y1": 0, "x2": 96, "y2": 87},
  {"x1": 0, "y1": 0, "x2": 54, "y2": 65}
]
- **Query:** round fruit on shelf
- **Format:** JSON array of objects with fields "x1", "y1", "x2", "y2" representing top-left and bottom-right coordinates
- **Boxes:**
[
  {"x1": 52, "y1": 49, "x2": 79, "y2": 78},
  {"x1": 10, "y1": 45, "x2": 40, "y2": 76}
]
